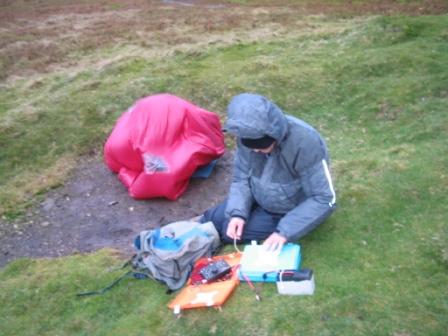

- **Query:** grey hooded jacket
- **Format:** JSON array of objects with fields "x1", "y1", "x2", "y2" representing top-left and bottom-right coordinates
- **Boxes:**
[{"x1": 224, "y1": 93, "x2": 336, "y2": 241}]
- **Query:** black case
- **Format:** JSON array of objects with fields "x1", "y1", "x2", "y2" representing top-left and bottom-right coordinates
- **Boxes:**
[{"x1": 199, "y1": 259, "x2": 232, "y2": 281}]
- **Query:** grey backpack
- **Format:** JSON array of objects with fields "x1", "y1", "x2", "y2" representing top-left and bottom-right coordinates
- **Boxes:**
[
  {"x1": 132, "y1": 220, "x2": 220, "y2": 291},
  {"x1": 77, "y1": 220, "x2": 220, "y2": 296}
]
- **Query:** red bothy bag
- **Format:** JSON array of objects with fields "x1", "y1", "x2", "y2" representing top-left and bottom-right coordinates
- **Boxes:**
[{"x1": 104, "y1": 94, "x2": 225, "y2": 200}]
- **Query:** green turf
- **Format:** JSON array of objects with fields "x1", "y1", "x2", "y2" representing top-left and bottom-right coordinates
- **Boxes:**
[{"x1": 0, "y1": 14, "x2": 447, "y2": 336}]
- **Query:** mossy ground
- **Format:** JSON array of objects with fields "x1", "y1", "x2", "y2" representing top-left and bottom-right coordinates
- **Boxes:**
[{"x1": 0, "y1": 1, "x2": 447, "y2": 335}]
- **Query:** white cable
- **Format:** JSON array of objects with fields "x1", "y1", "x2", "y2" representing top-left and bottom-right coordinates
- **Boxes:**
[{"x1": 233, "y1": 236, "x2": 242, "y2": 254}]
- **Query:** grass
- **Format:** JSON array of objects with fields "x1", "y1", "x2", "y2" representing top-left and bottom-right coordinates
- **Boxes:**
[
  {"x1": 0, "y1": 3, "x2": 447, "y2": 336},
  {"x1": 0, "y1": 13, "x2": 353, "y2": 218}
]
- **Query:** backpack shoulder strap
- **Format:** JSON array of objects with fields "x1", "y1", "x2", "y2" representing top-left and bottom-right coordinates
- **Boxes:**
[
  {"x1": 76, "y1": 254, "x2": 157, "y2": 297},
  {"x1": 76, "y1": 270, "x2": 133, "y2": 297}
]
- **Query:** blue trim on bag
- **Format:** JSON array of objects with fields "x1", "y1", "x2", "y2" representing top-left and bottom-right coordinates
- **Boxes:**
[
  {"x1": 134, "y1": 235, "x2": 141, "y2": 250},
  {"x1": 151, "y1": 227, "x2": 210, "y2": 251},
  {"x1": 192, "y1": 159, "x2": 218, "y2": 179}
]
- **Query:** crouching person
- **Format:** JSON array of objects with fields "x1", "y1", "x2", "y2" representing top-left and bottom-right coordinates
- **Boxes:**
[{"x1": 201, "y1": 93, "x2": 336, "y2": 251}]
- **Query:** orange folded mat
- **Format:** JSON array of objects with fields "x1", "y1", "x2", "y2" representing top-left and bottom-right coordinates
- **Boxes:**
[{"x1": 168, "y1": 252, "x2": 241, "y2": 314}]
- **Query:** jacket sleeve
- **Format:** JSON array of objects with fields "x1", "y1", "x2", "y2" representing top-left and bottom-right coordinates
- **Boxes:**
[
  {"x1": 276, "y1": 136, "x2": 336, "y2": 241},
  {"x1": 225, "y1": 144, "x2": 255, "y2": 220}
]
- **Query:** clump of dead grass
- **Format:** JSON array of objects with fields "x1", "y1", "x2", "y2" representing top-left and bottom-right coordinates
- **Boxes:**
[{"x1": 1, "y1": 0, "x2": 446, "y2": 81}]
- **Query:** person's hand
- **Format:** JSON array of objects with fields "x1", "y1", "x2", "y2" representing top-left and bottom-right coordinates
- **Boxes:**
[
  {"x1": 263, "y1": 232, "x2": 287, "y2": 252},
  {"x1": 226, "y1": 217, "x2": 246, "y2": 240}
]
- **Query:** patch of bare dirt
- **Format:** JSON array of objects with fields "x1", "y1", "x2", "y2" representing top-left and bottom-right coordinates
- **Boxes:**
[{"x1": 0, "y1": 152, "x2": 233, "y2": 267}]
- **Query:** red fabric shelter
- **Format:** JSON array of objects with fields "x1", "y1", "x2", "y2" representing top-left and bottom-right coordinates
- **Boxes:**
[{"x1": 104, "y1": 94, "x2": 225, "y2": 200}]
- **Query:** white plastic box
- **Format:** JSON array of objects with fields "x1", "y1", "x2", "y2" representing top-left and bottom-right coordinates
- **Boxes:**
[{"x1": 276, "y1": 273, "x2": 315, "y2": 295}]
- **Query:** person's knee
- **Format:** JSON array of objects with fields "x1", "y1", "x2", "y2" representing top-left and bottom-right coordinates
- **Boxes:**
[
  {"x1": 201, "y1": 201, "x2": 230, "y2": 239},
  {"x1": 203, "y1": 200, "x2": 227, "y2": 218}
]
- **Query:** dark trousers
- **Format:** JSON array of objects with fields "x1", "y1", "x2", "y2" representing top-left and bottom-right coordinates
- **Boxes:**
[{"x1": 201, "y1": 199, "x2": 283, "y2": 244}]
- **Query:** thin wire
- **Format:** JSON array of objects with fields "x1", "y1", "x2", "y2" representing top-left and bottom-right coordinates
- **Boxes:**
[
  {"x1": 233, "y1": 238, "x2": 260, "y2": 301},
  {"x1": 233, "y1": 236, "x2": 242, "y2": 254}
]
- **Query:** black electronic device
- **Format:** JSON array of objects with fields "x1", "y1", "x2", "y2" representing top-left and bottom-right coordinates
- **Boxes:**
[
  {"x1": 199, "y1": 259, "x2": 232, "y2": 281},
  {"x1": 277, "y1": 268, "x2": 313, "y2": 282}
]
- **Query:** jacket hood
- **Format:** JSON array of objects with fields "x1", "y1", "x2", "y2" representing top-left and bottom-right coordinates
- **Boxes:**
[{"x1": 224, "y1": 93, "x2": 288, "y2": 142}]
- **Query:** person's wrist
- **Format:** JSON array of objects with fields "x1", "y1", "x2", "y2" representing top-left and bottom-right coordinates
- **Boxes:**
[{"x1": 274, "y1": 229, "x2": 287, "y2": 241}]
